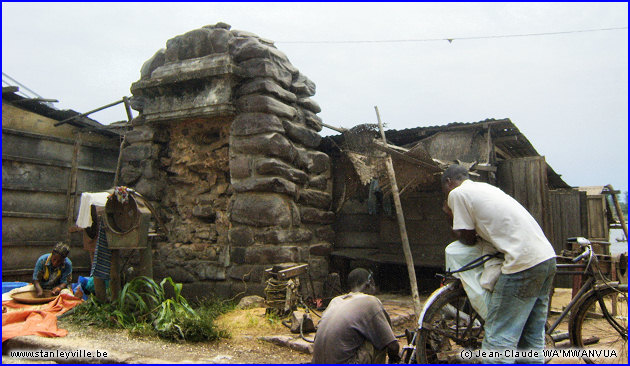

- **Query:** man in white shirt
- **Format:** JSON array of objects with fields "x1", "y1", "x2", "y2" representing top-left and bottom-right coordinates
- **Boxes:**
[{"x1": 442, "y1": 164, "x2": 556, "y2": 364}]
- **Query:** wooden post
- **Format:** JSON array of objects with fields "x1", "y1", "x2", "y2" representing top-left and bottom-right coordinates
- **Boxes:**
[
  {"x1": 374, "y1": 106, "x2": 422, "y2": 318},
  {"x1": 110, "y1": 250, "x2": 121, "y2": 301},
  {"x1": 606, "y1": 184, "x2": 628, "y2": 241},
  {"x1": 65, "y1": 132, "x2": 81, "y2": 243}
]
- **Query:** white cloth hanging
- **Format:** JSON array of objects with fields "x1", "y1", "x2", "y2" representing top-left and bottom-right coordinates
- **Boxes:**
[{"x1": 75, "y1": 192, "x2": 110, "y2": 228}]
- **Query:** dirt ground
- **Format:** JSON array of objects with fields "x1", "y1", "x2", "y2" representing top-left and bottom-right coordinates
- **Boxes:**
[{"x1": 1, "y1": 288, "x2": 625, "y2": 364}]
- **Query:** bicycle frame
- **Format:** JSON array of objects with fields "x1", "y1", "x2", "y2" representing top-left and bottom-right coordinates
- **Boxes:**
[{"x1": 550, "y1": 246, "x2": 626, "y2": 338}]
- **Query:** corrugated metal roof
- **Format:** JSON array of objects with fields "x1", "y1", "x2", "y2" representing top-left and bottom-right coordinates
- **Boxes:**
[{"x1": 2, "y1": 87, "x2": 120, "y2": 137}]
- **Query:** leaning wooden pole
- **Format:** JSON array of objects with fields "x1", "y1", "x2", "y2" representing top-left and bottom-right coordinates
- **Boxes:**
[
  {"x1": 374, "y1": 106, "x2": 422, "y2": 318},
  {"x1": 606, "y1": 184, "x2": 628, "y2": 241}
]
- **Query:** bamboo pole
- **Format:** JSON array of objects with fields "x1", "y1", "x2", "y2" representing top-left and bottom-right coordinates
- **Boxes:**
[{"x1": 374, "y1": 106, "x2": 422, "y2": 318}]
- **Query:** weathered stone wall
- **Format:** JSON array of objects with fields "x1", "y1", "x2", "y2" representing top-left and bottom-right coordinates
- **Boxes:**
[{"x1": 122, "y1": 22, "x2": 333, "y2": 299}]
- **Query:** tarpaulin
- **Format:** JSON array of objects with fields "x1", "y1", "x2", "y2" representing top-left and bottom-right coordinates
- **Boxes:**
[{"x1": 2, "y1": 293, "x2": 83, "y2": 342}]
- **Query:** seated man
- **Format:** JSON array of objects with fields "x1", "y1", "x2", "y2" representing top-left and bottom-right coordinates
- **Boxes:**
[
  {"x1": 312, "y1": 268, "x2": 400, "y2": 364},
  {"x1": 33, "y1": 242, "x2": 73, "y2": 297}
]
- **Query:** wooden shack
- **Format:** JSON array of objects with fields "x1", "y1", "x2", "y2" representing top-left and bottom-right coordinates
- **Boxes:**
[
  {"x1": 2, "y1": 87, "x2": 122, "y2": 282},
  {"x1": 321, "y1": 119, "x2": 591, "y2": 289}
]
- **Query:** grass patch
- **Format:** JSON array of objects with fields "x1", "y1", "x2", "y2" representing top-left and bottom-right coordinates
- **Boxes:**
[{"x1": 68, "y1": 276, "x2": 235, "y2": 342}]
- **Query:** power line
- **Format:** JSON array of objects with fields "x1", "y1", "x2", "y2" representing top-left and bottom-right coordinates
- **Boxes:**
[{"x1": 277, "y1": 26, "x2": 628, "y2": 44}]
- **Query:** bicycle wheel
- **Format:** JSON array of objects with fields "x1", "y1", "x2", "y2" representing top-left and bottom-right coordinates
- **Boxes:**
[
  {"x1": 416, "y1": 284, "x2": 484, "y2": 363},
  {"x1": 569, "y1": 285, "x2": 628, "y2": 364}
]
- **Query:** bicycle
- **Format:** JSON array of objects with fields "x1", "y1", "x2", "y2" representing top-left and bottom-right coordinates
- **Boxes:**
[{"x1": 400, "y1": 237, "x2": 628, "y2": 364}]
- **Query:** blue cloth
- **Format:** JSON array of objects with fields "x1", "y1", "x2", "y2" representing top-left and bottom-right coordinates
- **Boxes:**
[
  {"x1": 32, "y1": 253, "x2": 72, "y2": 289},
  {"x1": 481, "y1": 257, "x2": 556, "y2": 363},
  {"x1": 71, "y1": 276, "x2": 101, "y2": 300},
  {"x1": 90, "y1": 217, "x2": 112, "y2": 280}
]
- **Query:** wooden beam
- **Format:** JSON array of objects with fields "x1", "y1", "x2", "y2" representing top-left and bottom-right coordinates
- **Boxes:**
[
  {"x1": 375, "y1": 106, "x2": 422, "y2": 319},
  {"x1": 2, "y1": 185, "x2": 68, "y2": 194},
  {"x1": 3, "y1": 128, "x2": 119, "y2": 150},
  {"x1": 2, "y1": 211, "x2": 67, "y2": 220},
  {"x1": 66, "y1": 132, "x2": 81, "y2": 242},
  {"x1": 2, "y1": 154, "x2": 116, "y2": 174},
  {"x1": 372, "y1": 141, "x2": 442, "y2": 172}
]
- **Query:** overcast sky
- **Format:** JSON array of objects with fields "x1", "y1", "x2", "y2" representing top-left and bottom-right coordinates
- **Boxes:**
[{"x1": 2, "y1": 2, "x2": 628, "y2": 196}]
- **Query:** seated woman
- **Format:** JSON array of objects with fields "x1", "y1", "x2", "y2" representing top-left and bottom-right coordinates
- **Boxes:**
[{"x1": 33, "y1": 242, "x2": 73, "y2": 297}]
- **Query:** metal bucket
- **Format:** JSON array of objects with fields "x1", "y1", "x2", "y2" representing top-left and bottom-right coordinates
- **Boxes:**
[{"x1": 103, "y1": 193, "x2": 150, "y2": 249}]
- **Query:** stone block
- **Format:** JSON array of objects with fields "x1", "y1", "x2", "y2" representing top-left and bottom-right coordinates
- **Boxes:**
[
  {"x1": 239, "y1": 58, "x2": 293, "y2": 88},
  {"x1": 308, "y1": 175, "x2": 328, "y2": 191},
  {"x1": 255, "y1": 228, "x2": 313, "y2": 244},
  {"x1": 231, "y1": 113, "x2": 284, "y2": 136},
  {"x1": 134, "y1": 178, "x2": 163, "y2": 201},
  {"x1": 229, "y1": 154, "x2": 252, "y2": 180},
  {"x1": 231, "y1": 246, "x2": 247, "y2": 264},
  {"x1": 236, "y1": 95, "x2": 296, "y2": 119},
  {"x1": 229, "y1": 226, "x2": 255, "y2": 247},
  {"x1": 188, "y1": 260, "x2": 226, "y2": 280},
  {"x1": 164, "y1": 265, "x2": 196, "y2": 283},
  {"x1": 203, "y1": 22, "x2": 232, "y2": 30},
  {"x1": 165, "y1": 28, "x2": 215, "y2": 63},
  {"x1": 297, "y1": 189, "x2": 331, "y2": 210},
  {"x1": 291, "y1": 72, "x2": 316, "y2": 97},
  {"x1": 227, "y1": 264, "x2": 266, "y2": 282},
  {"x1": 236, "y1": 78, "x2": 297, "y2": 103},
  {"x1": 244, "y1": 245, "x2": 300, "y2": 264},
  {"x1": 255, "y1": 158, "x2": 308, "y2": 184},
  {"x1": 121, "y1": 143, "x2": 157, "y2": 162},
  {"x1": 120, "y1": 164, "x2": 142, "y2": 185},
  {"x1": 303, "y1": 110, "x2": 323, "y2": 132},
  {"x1": 300, "y1": 207, "x2": 335, "y2": 224},
  {"x1": 192, "y1": 205, "x2": 216, "y2": 220},
  {"x1": 208, "y1": 28, "x2": 232, "y2": 54},
  {"x1": 309, "y1": 242, "x2": 334, "y2": 257},
  {"x1": 231, "y1": 133, "x2": 297, "y2": 164},
  {"x1": 297, "y1": 98, "x2": 321, "y2": 114},
  {"x1": 307, "y1": 151, "x2": 330, "y2": 174},
  {"x1": 282, "y1": 120, "x2": 321, "y2": 148},
  {"x1": 233, "y1": 177, "x2": 297, "y2": 197},
  {"x1": 181, "y1": 281, "x2": 232, "y2": 303},
  {"x1": 229, "y1": 36, "x2": 269, "y2": 61},
  {"x1": 230, "y1": 193, "x2": 292, "y2": 227},
  {"x1": 140, "y1": 48, "x2": 166, "y2": 80},
  {"x1": 231, "y1": 30, "x2": 261, "y2": 39},
  {"x1": 142, "y1": 160, "x2": 161, "y2": 179}
]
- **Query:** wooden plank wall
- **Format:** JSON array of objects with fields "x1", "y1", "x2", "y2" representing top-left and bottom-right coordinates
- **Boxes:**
[
  {"x1": 2, "y1": 104, "x2": 119, "y2": 281},
  {"x1": 496, "y1": 156, "x2": 554, "y2": 245},
  {"x1": 585, "y1": 195, "x2": 609, "y2": 241},
  {"x1": 549, "y1": 189, "x2": 583, "y2": 253},
  {"x1": 549, "y1": 189, "x2": 583, "y2": 288}
]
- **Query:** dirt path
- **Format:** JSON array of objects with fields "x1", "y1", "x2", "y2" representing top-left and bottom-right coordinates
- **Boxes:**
[{"x1": 3, "y1": 289, "x2": 622, "y2": 364}]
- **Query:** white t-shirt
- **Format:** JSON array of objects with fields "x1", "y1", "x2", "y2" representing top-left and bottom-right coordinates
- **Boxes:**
[{"x1": 448, "y1": 180, "x2": 556, "y2": 274}]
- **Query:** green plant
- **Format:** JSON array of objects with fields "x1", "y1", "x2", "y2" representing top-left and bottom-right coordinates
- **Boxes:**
[{"x1": 68, "y1": 276, "x2": 233, "y2": 342}]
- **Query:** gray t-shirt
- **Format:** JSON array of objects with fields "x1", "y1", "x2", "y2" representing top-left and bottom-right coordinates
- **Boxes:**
[{"x1": 312, "y1": 292, "x2": 396, "y2": 363}]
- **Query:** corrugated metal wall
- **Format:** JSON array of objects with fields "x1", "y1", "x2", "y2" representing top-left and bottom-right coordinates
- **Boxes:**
[{"x1": 2, "y1": 102, "x2": 120, "y2": 282}]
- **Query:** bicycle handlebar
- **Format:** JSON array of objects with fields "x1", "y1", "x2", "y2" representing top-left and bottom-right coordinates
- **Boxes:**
[{"x1": 572, "y1": 246, "x2": 592, "y2": 263}]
